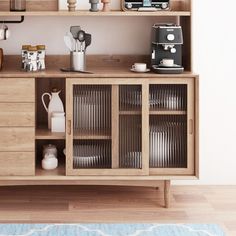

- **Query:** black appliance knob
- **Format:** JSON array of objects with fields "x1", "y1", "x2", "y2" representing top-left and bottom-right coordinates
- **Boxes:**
[
  {"x1": 126, "y1": 3, "x2": 133, "y2": 9},
  {"x1": 161, "y1": 3, "x2": 168, "y2": 9}
]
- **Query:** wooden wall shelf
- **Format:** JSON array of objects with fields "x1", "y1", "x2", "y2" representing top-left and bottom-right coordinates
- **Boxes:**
[{"x1": 0, "y1": 10, "x2": 191, "y2": 17}]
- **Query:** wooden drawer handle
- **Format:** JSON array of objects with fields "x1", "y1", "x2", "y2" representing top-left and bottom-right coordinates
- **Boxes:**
[
  {"x1": 67, "y1": 120, "x2": 72, "y2": 135},
  {"x1": 189, "y1": 119, "x2": 194, "y2": 135}
]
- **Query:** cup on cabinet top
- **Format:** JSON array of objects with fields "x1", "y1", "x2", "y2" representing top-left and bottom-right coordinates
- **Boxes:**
[
  {"x1": 132, "y1": 63, "x2": 147, "y2": 72},
  {"x1": 160, "y1": 58, "x2": 174, "y2": 67}
]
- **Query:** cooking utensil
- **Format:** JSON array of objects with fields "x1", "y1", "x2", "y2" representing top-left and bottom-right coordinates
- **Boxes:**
[
  {"x1": 70, "y1": 26, "x2": 81, "y2": 51},
  {"x1": 64, "y1": 35, "x2": 73, "y2": 52},
  {"x1": 85, "y1": 33, "x2": 92, "y2": 51},
  {"x1": 78, "y1": 30, "x2": 86, "y2": 52}
]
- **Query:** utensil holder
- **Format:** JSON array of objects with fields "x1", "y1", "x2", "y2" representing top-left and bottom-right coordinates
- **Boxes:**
[{"x1": 70, "y1": 51, "x2": 86, "y2": 71}]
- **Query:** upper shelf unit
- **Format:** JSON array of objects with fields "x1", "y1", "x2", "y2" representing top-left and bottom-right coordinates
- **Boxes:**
[
  {"x1": 0, "y1": 10, "x2": 191, "y2": 17},
  {"x1": 0, "y1": 0, "x2": 192, "y2": 17}
]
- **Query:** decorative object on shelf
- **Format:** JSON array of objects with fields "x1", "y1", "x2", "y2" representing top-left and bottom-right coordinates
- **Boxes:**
[
  {"x1": 67, "y1": 0, "x2": 77, "y2": 11},
  {"x1": 122, "y1": 0, "x2": 169, "y2": 11},
  {"x1": 10, "y1": 0, "x2": 26, "y2": 11},
  {"x1": 26, "y1": 46, "x2": 38, "y2": 72},
  {"x1": 51, "y1": 112, "x2": 66, "y2": 133},
  {"x1": 101, "y1": 0, "x2": 110, "y2": 11},
  {"x1": 151, "y1": 24, "x2": 184, "y2": 74},
  {"x1": 42, "y1": 144, "x2": 58, "y2": 170},
  {"x1": 89, "y1": 0, "x2": 99, "y2": 12},
  {"x1": 21, "y1": 45, "x2": 30, "y2": 70},
  {"x1": 37, "y1": 45, "x2": 46, "y2": 70},
  {"x1": 0, "y1": 24, "x2": 10, "y2": 41},
  {"x1": 0, "y1": 48, "x2": 3, "y2": 71},
  {"x1": 21, "y1": 45, "x2": 46, "y2": 72},
  {"x1": 42, "y1": 88, "x2": 65, "y2": 130},
  {"x1": 63, "y1": 26, "x2": 92, "y2": 72}
]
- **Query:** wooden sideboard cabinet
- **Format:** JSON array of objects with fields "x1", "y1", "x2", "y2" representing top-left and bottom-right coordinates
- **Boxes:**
[
  {"x1": 0, "y1": 74, "x2": 199, "y2": 208},
  {"x1": 0, "y1": 0, "x2": 198, "y2": 207}
]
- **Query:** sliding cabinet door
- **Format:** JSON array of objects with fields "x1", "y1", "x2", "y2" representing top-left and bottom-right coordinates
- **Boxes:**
[
  {"x1": 66, "y1": 78, "x2": 149, "y2": 176},
  {"x1": 149, "y1": 78, "x2": 195, "y2": 176}
]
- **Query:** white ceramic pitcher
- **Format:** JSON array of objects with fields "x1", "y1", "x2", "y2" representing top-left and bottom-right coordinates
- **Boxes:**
[{"x1": 41, "y1": 89, "x2": 64, "y2": 129}]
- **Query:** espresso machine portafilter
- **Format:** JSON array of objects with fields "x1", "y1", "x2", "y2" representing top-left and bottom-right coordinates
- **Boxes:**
[{"x1": 151, "y1": 24, "x2": 184, "y2": 74}]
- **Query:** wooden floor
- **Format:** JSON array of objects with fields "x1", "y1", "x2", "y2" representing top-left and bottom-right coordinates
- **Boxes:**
[{"x1": 0, "y1": 185, "x2": 235, "y2": 235}]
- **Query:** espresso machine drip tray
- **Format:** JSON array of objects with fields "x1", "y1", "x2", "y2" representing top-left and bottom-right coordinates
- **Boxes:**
[{"x1": 152, "y1": 65, "x2": 184, "y2": 74}]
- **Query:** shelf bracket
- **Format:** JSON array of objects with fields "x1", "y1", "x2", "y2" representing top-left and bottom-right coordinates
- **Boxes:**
[{"x1": 0, "y1": 16, "x2": 24, "y2": 24}]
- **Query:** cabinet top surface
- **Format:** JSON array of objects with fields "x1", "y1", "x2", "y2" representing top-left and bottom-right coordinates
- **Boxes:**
[
  {"x1": 0, "y1": 55, "x2": 198, "y2": 79},
  {"x1": 0, "y1": 67, "x2": 197, "y2": 79}
]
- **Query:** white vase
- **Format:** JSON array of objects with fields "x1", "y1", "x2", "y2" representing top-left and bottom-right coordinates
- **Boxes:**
[
  {"x1": 42, "y1": 153, "x2": 58, "y2": 170},
  {"x1": 41, "y1": 89, "x2": 64, "y2": 129}
]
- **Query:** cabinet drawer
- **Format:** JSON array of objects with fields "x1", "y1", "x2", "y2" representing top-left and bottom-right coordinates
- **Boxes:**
[
  {"x1": 0, "y1": 128, "x2": 35, "y2": 152},
  {"x1": 0, "y1": 152, "x2": 35, "y2": 176},
  {"x1": 0, "y1": 78, "x2": 35, "y2": 102},
  {"x1": 0, "y1": 103, "x2": 35, "y2": 127}
]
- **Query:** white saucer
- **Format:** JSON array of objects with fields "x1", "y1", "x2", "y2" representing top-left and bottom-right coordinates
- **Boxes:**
[
  {"x1": 130, "y1": 68, "x2": 150, "y2": 73},
  {"x1": 158, "y1": 64, "x2": 180, "y2": 68}
]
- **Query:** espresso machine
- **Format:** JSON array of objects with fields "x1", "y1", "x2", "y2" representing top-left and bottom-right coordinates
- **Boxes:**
[{"x1": 151, "y1": 24, "x2": 184, "y2": 74}]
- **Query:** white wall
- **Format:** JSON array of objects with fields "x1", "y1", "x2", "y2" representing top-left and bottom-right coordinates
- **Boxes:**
[{"x1": 1, "y1": 1, "x2": 236, "y2": 184}]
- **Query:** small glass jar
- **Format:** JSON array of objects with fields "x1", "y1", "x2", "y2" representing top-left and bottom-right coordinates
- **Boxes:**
[{"x1": 10, "y1": 0, "x2": 26, "y2": 12}]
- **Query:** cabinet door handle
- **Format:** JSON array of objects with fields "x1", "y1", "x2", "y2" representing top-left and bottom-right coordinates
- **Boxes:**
[
  {"x1": 67, "y1": 120, "x2": 72, "y2": 135},
  {"x1": 189, "y1": 119, "x2": 194, "y2": 135}
]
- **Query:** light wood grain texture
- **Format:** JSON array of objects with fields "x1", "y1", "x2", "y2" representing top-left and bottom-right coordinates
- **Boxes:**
[
  {"x1": 0, "y1": 185, "x2": 233, "y2": 236},
  {"x1": 0, "y1": 152, "x2": 35, "y2": 176},
  {"x1": 73, "y1": 130, "x2": 111, "y2": 140},
  {"x1": 149, "y1": 110, "x2": 187, "y2": 115},
  {"x1": 0, "y1": 55, "x2": 197, "y2": 79},
  {"x1": 0, "y1": 11, "x2": 191, "y2": 16},
  {"x1": 35, "y1": 127, "x2": 65, "y2": 140},
  {"x1": 141, "y1": 82, "x2": 149, "y2": 174},
  {"x1": 119, "y1": 110, "x2": 141, "y2": 115},
  {"x1": 164, "y1": 180, "x2": 171, "y2": 208},
  {"x1": 186, "y1": 78, "x2": 195, "y2": 175},
  {"x1": 0, "y1": 103, "x2": 35, "y2": 127},
  {"x1": 195, "y1": 76, "x2": 199, "y2": 178},
  {"x1": 112, "y1": 85, "x2": 119, "y2": 169},
  {"x1": 0, "y1": 128, "x2": 35, "y2": 152},
  {"x1": 0, "y1": 78, "x2": 35, "y2": 102},
  {"x1": 66, "y1": 79, "x2": 73, "y2": 176}
]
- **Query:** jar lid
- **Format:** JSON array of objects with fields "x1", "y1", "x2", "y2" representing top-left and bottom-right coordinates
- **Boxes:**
[
  {"x1": 28, "y1": 46, "x2": 37, "y2": 51},
  {"x1": 37, "y1": 45, "x2": 46, "y2": 50},
  {"x1": 22, "y1": 45, "x2": 31, "y2": 50}
]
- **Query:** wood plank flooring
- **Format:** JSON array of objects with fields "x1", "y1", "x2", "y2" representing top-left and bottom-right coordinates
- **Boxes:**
[{"x1": 0, "y1": 185, "x2": 235, "y2": 235}]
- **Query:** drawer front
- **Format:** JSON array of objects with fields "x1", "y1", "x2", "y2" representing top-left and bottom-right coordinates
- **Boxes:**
[
  {"x1": 0, "y1": 103, "x2": 35, "y2": 127},
  {"x1": 0, "y1": 152, "x2": 35, "y2": 176},
  {"x1": 0, "y1": 128, "x2": 35, "y2": 152},
  {"x1": 0, "y1": 78, "x2": 35, "y2": 102}
]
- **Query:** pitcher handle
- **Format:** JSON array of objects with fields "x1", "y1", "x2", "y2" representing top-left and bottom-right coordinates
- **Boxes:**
[{"x1": 41, "y1": 93, "x2": 51, "y2": 113}]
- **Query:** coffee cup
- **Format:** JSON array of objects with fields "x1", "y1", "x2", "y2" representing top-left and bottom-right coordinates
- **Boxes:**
[
  {"x1": 160, "y1": 59, "x2": 174, "y2": 67},
  {"x1": 132, "y1": 63, "x2": 147, "y2": 72}
]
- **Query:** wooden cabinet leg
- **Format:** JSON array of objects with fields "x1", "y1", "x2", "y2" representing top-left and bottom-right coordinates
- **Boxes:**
[{"x1": 164, "y1": 180, "x2": 171, "y2": 208}]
